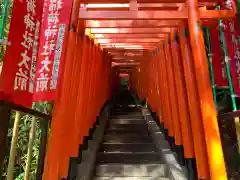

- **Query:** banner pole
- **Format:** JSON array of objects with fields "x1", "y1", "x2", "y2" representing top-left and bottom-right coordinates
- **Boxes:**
[
  {"x1": 204, "y1": 27, "x2": 217, "y2": 106},
  {"x1": 217, "y1": 5, "x2": 237, "y2": 110},
  {"x1": 0, "y1": 0, "x2": 8, "y2": 40}
]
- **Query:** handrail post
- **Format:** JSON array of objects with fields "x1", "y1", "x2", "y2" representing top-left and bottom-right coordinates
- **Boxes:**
[
  {"x1": 204, "y1": 27, "x2": 217, "y2": 106},
  {"x1": 0, "y1": 102, "x2": 11, "y2": 173},
  {"x1": 6, "y1": 111, "x2": 21, "y2": 180},
  {"x1": 24, "y1": 116, "x2": 37, "y2": 180},
  {"x1": 217, "y1": 4, "x2": 237, "y2": 110}
]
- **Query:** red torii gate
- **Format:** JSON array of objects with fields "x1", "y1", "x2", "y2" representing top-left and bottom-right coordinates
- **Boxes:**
[{"x1": 33, "y1": 0, "x2": 236, "y2": 179}]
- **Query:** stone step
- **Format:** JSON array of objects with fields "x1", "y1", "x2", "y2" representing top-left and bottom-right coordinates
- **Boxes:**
[
  {"x1": 99, "y1": 143, "x2": 157, "y2": 153},
  {"x1": 103, "y1": 134, "x2": 153, "y2": 143},
  {"x1": 96, "y1": 152, "x2": 162, "y2": 164},
  {"x1": 104, "y1": 130, "x2": 149, "y2": 135},
  {"x1": 105, "y1": 128, "x2": 149, "y2": 134},
  {"x1": 94, "y1": 177, "x2": 171, "y2": 180},
  {"x1": 114, "y1": 110, "x2": 141, "y2": 113},
  {"x1": 107, "y1": 127, "x2": 148, "y2": 133},
  {"x1": 108, "y1": 124, "x2": 148, "y2": 130},
  {"x1": 109, "y1": 119, "x2": 146, "y2": 125},
  {"x1": 95, "y1": 164, "x2": 168, "y2": 177},
  {"x1": 114, "y1": 113, "x2": 143, "y2": 117},
  {"x1": 109, "y1": 115, "x2": 144, "y2": 119},
  {"x1": 114, "y1": 107, "x2": 140, "y2": 110}
]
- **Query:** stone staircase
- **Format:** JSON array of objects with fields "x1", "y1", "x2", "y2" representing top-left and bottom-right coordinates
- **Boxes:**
[{"x1": 92, "y1": 106, "x2": 172, "y2": 180}]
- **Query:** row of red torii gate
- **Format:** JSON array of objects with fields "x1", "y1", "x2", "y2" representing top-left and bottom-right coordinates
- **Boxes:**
[{"x1": 2, "y1": 0, "x2": 240, "y2": 180}]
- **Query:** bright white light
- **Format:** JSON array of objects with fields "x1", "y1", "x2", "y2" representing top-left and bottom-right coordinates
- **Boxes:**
[
  {"x1": 90, "y1": 28, "x2": 119, "y2": 33},
  {"x1": 103, "y1": 45, "x2": 144, "y2": 48},
  {"x1": 124, "y1": 47, "x2": 147, "y2": 49},
  {"x1": 83, "y1": 4, "x2": 129, "y2": 8},
  {"x1": 112, "y1": 62, "x2": 140, "y2": 66},
  {"x1": 94, "y1": 34, "x2": 104, "y2": 38},
  {"x1": 97, "y1": 39, "x2": 110, "y2": 43}
]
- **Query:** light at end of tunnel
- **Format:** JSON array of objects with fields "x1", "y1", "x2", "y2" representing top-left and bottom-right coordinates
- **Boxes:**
[
  {"x1": 85, "y1": 28, "x2": 91, "y2": 36},
  {"x1": 91, "y1": 28, "x2": 119, "y2": 34},
  {"x1": 112, "y1": 62, "x2": 140, "y2": 66},
  {"x1": 86, "y1": 20, "x2": 100, "y2": 27},
  {"x1": 90, "y1": 33, "x2": 95, "y2": 39},
  {"x1": 85, "y1": 3, "x2": 129, "y2": 8},
  {"x1": 124, "y1": 47, "x2": 145, "y2": 49},
  {"x1": 120, "y1": 73, "x2": 129, "y2": 77},
  {"x1": 102, "y1": 44, "x2": 145, "y2": 49},
  {"x1": 199, "y1": 6, "x2": 207, "y2": 11},
  {"x1": 98, "y1": 39, "x2": 110, "y2": 44},
  {"x1": 94, "y1": 34, "x2": 104, "y2": 38}
]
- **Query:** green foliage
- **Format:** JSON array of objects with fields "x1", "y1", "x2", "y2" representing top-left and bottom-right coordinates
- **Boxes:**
[
  {"x1": 0, "y1": 0, "x2": 13, "y2": 64},
  {"x1": 2, "y1": 102, "x2": 49, "y2": 180}
]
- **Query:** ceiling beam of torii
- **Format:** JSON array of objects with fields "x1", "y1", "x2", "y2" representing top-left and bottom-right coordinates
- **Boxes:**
[
  {"x1": 85, "y1": 20, "x2": 181, "y2": 28},
  {"x1": 89, "y1": 28, "x2": 171, "y2": 34},
  {"x1": 79, "y1": 0, "x2": 216, "y2": 3},
  {"x1": 106, "y1": 48, "x2": 145, "y2": 52},
  {"x1": 93, "y1": 34, "x2": 167, "y2": 39},
  {"x1": 79, "y1": 9, "x2": 235, "y2": 20},
  {"x1": 101, "y1": 43, "x2": 158, "y2": 49},
  {"x1": 112, "y1": 62, "x2": 140, "y2": 66},
  {"x1": 98, "y1": 38, "x2": 162, "y2": 44},
  {"x1": 111, "y1": 56, "x2": 142, "y2": 60},
  {"x1": 79, "y1": 0, "x2": 236, "y2": 66}
]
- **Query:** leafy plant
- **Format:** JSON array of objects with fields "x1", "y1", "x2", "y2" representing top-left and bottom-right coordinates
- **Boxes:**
[
  {"x1": 0, "y1": 0, "x2": 13, "y2": 64},
  {"x1": 2, "y1": 102, "x2": 50, "y2": 180}
]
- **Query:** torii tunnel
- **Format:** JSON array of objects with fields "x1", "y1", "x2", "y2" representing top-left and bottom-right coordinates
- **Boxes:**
[{"x1": 2, "y1": 0, "x2": 240, "y2": 180}]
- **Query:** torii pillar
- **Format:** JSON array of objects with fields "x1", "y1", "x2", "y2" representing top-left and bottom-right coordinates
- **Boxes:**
[{"x1": 187, "y1": 0, "x2": 227, "y2": 179}]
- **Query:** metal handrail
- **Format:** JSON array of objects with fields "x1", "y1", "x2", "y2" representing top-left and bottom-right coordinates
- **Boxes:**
[
  {"x1": 0, "y1": 101, "x2": 52, "y2": 180},
  {"x1": 219, "y1": 110, "x2": 240, "y2": 120},
  {"x1": 0, "y1": 100, "x2": 52, "y2": 120}
]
